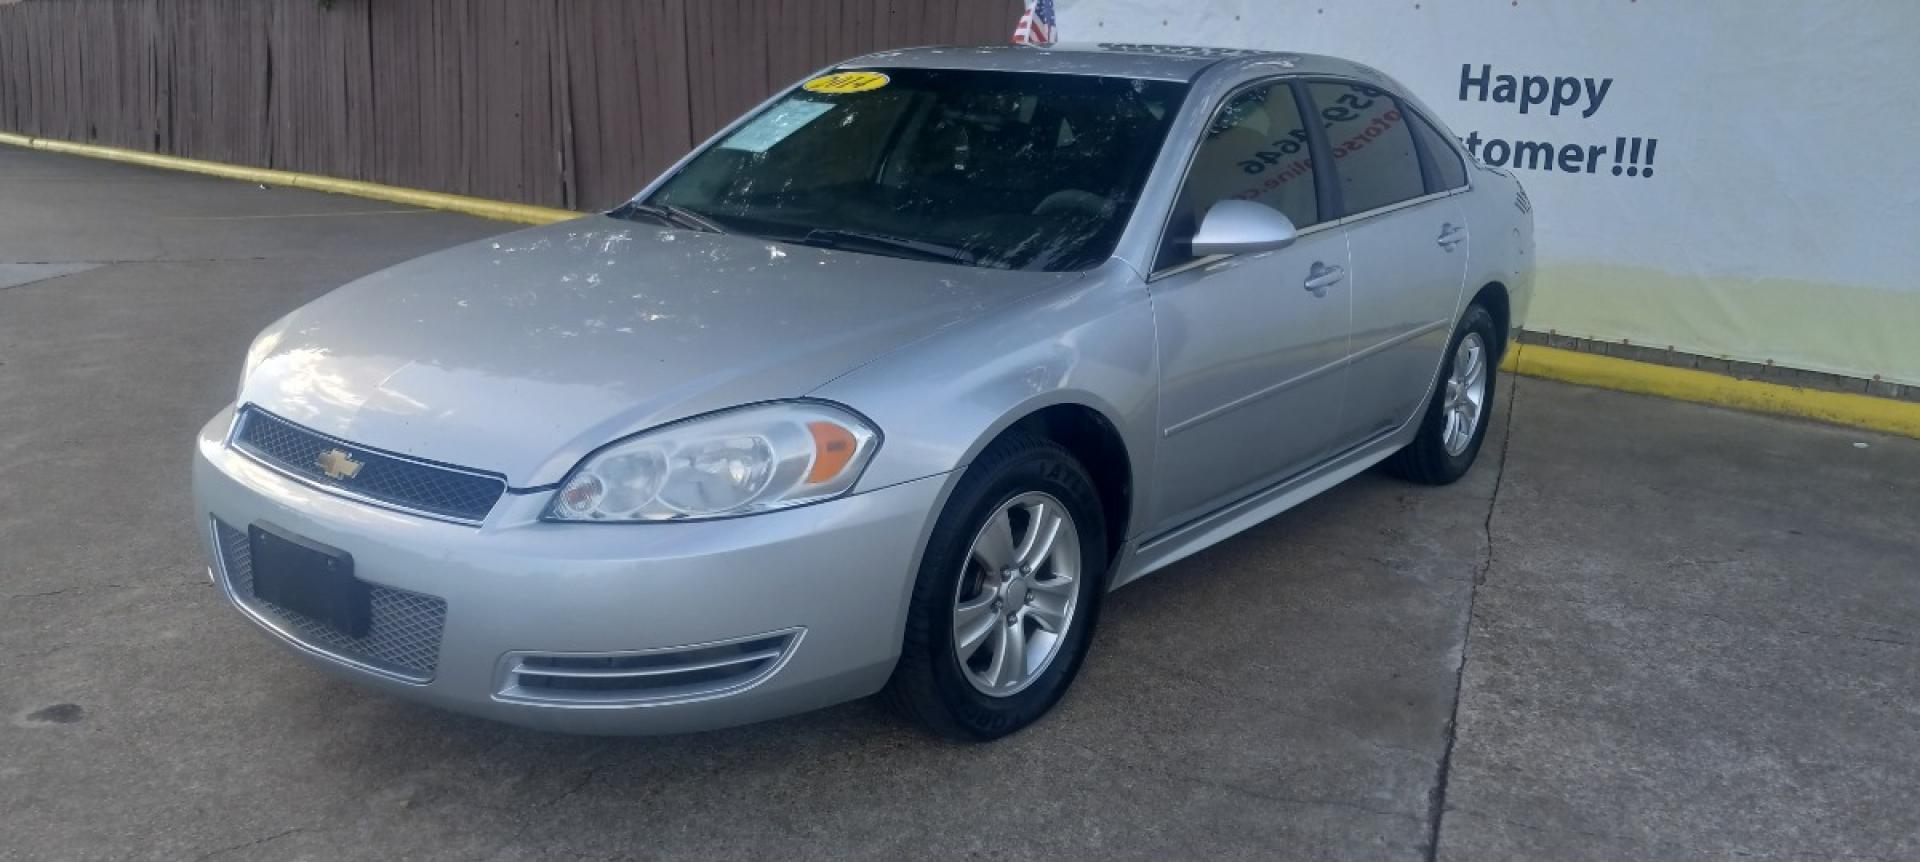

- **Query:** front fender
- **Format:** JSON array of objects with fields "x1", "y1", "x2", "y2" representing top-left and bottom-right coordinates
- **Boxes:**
[{"x1": 810, "y1": 261, "x2": 1159, "y2": 543}]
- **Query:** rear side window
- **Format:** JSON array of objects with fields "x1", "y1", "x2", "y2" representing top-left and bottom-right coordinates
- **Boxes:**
[
  {"x1": 1158, "y1": 81, "x2": 1320, "y2": 270},
  {"x1": 1409, "y1": 110, "x2": 1469, "y2": 191},
  {"x1": 1306, "y1": 82, "x2": 1425, "y2": 215}
]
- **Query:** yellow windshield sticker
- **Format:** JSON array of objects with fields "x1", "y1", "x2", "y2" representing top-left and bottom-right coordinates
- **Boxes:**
[{"x1": 802, "y1": 71, "x2": 890, "y2": 95}]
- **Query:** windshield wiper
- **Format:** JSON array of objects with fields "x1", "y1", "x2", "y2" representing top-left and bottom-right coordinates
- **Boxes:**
[
  {"x1": 796, "y1": 229, "x2": 976, "y2": 265},
  {"x1": 611, "y1": 201, "x2": 726, "y2": 234}
]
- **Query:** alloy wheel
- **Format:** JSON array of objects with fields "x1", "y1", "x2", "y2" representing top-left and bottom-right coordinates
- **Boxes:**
[
  {"x1": 1441, "y1": 332, "x2": 1489, "y2": 456},
  {"x1": 952, "y1": 492, "x2": 1082, "y2": 697}
]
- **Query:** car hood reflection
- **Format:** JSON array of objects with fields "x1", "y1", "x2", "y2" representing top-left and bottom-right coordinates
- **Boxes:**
[{"x1": 240, "y1": 216, "x2": 1074, "y2": 488}]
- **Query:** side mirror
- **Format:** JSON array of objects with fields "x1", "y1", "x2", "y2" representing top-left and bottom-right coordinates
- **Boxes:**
[{"x1": 1190, "y1": 200, "x2": 1298, "y2": 257}]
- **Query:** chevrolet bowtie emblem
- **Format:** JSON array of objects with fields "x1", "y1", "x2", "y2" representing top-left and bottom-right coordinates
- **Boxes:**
[{"x1": 316, "y1": 448, "x2": 364, "y2": 481}]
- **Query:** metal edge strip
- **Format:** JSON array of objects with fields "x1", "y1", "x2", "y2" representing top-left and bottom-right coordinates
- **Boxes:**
[
  {"x1": 1163, "y1": 352, "x2": 1348, "y2": 437},
  {"x1": 491, "y1": 627, "x2": 808, "y2": 710},
  {"x1": 1348, "y1": 318, "x2": 1451, "y2": 364},
  {"x1": 515, "y1": 647, "x2": 785, "y2": 679},
  {"x1": 1334, "y1": 187, "x2": 1467, "y2": 227},
  {"x1": 1161, "y1": 317, "x2": 1451, "y2": 438}
]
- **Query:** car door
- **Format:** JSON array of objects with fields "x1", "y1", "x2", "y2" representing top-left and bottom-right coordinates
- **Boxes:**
[
  {"x1": 1147, "y1": 80, "x2": 1354, "y2": 532},
  {"x1": 1306, "y1": 81, "x2": 1470, "y2": 443}
]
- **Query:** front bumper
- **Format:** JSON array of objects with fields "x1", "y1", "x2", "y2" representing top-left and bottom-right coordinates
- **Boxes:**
[{"x1": 191, "y1": 407, "x2": 946, "y2": 735}]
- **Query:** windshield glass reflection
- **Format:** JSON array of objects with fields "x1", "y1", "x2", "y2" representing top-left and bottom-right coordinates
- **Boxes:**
[{"x1": 646, "y1": 68, "x2": 1187, "y2": 272}]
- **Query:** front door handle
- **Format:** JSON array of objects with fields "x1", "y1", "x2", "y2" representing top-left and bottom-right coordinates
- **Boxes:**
[
  {"x1": 1437, "y1": 223, "x2": 1468, "y2": 250},
  {"x1": 1303, "y1": 262, "x2": 1344, "y2": 297}
]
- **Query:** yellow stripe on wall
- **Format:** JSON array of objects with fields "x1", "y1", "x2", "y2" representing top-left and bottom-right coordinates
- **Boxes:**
[
  {"x1": 1501, "y1": 344, "x2": 1920, "y2": 439},
  {"x1": 0, "y1": 133, "x2": 578, "y2": 225}
]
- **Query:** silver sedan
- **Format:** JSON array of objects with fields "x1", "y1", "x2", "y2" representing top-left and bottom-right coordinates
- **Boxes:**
[{"x1": 193, "y1": 44, "x2": 1532, "y2": 740}]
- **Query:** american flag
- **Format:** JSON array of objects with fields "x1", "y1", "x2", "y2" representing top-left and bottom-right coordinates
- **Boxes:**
[{"x1": 1013, "y1": 0, "x2": 1057, "y2": 46}]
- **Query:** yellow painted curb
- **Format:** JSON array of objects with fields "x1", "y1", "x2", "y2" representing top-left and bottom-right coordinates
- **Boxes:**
[
  {"x1": 1, "y1": 133, "x2": 577, "y2": 225},
  {"x1": 1500, "y1": 344, "x2": 1920, "y2": 439}
]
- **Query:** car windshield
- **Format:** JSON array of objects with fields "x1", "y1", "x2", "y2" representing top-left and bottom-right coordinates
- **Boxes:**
[{"x1": 643, "y1": 68, "x2": 1187, "y2": 272}]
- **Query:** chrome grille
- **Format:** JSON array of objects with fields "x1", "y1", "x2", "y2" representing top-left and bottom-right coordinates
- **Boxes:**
[
  {"x1": 498, "y1": 631, "x2": 800, "y2": 706},
  {"x1": 214, "y1": 519, "x2": 446, "y2": 681},
  {"x1": 230, "y1": 407, "x2": 505, "y2": 524}
]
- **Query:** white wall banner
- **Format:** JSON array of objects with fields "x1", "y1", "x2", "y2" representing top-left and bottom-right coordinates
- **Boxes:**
[{"x1": 1060, "y1": 0, "x2": 1920, "y2": 385}]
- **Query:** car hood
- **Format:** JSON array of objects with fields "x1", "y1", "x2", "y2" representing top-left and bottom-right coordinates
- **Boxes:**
[{"x1": 240, "y1": 216, "x2": 1075, "y2": 487}]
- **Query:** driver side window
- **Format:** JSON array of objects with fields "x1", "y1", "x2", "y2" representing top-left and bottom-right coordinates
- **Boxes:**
[{"x1": 1157, "y1": 81, "x2": 1320, "y2": 271}]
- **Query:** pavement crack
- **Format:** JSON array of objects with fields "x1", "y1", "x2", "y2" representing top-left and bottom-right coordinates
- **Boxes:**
[
  {"x1": 0, "y1": 267, "x2": 99, "y2": 291},
  {"x1": 1513, "y1": 590, "x2": 1916, "y2": 650},
  {"x1": 1474, "y1": 379, "x2": 1518, "y2": 589},
  {"x1": 7, "y1": 580, "x2": 206, "y2": 600},
  {"x1": 490, "y1": 760, "x2": 610, "y2": 859},
  {"x1": 549, "y1": 763, "x2": 605, "y2": 807},
  {"x1": 193, "y1": 827, "x2": 305, "y2": 861},
  {"x1": 1794, "y1": 630, "x2": 1915, "y2": 649},
  {"x1": 6, "y1": 588, "x2": 71, "y2": 599},
  {"x1": 1446, "y1": 807, "x2": 1892, "y2": 861},
  {"x1": 1422, "y1": 373, "x2": 1520, "y2": 861}
]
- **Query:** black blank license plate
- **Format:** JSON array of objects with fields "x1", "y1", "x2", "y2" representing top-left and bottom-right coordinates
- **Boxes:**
[{"x1": 248, "y1": 524, "x2": 369, "y2": 638}]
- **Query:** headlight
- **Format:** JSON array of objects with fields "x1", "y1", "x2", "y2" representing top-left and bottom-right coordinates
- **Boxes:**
[{"x1": 545, "y1": 402, "x2": 880, "y2": 522}]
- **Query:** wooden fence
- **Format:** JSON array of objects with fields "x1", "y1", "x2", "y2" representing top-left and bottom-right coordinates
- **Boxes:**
[{"x1": 0, "y1": 0, "x2": 1022, "y2": 209}]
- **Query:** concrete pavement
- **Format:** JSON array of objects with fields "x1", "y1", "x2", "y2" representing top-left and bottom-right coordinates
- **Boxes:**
[{"x1": 3, "y1": 146, "x2": 1916, "y2": 860}]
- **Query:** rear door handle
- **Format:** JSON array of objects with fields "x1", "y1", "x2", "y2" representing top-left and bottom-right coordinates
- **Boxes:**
[
  {"x1": 1303, "y1": 262, "x2": 1344, "y2": 297},
  {"x1": 1437, "y1": 223, "x2": 1468, "y2": 250}
]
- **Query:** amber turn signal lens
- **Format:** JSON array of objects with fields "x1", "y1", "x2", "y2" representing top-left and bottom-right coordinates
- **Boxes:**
[{"x1": 806, "y1": 421, "x2": 858, "y2": 484}]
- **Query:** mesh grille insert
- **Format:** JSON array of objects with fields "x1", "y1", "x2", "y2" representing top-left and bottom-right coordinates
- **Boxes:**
[
  {"x1": 214, "y1": 519, "x2": 446, "y2": 681},
  {"x1": 230, "y1": 407, "x2": 505, "y2": 523}
]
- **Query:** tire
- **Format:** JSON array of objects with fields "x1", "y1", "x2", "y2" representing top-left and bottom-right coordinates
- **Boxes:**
[
  {"x1": 886, "y1": 432, "x2": 1108, "y2": 741},
  {"x1": 1385, "y1": 304, "x2": 1499, "y2": 485}
]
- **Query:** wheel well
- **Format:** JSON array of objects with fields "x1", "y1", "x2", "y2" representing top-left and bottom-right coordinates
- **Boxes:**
[
  {"x1": 1471, "y1": 282, "x2": 1511, "y2": 357},
  {"x1": 1008, "y1": 404, "x2": 1131, "y2": 562}
]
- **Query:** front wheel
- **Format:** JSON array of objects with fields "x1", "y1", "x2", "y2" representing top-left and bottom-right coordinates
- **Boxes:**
[
  {"x1": 1385, "y1": 304, "x2": 1498, "y2": 485},
  {"x1": 886, "y1": 432, "x2": 1107, "y2": 741}
]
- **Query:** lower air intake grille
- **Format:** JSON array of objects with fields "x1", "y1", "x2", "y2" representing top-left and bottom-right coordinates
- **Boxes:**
[
  {"x1": 499, "y1": 631, "x2": 800, "y2": 706},
  {"x1": 214, "y1": 519, "x2": 446, "y2": 681}
]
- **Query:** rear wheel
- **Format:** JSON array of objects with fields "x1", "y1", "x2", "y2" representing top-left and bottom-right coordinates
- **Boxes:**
[
  {"x1": 1385, "y1": 304, "x2": 1498, "y2": 485},
  {"x1": 886, "y1": 433, "x2": 1107, "y2": 741}
]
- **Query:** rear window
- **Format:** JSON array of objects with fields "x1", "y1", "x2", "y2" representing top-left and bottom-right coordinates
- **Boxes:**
[
  {"x1": 1307, "y1": 81, "x2": 1426, "y2": 215},
  {"x1": 1409, "y1": 110, "x2": 1469, "y2": 191}
]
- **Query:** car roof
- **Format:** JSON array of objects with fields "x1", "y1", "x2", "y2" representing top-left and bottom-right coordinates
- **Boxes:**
[{"x1": 838, "y1": 43, "x2": 1380, "y2": 84}]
